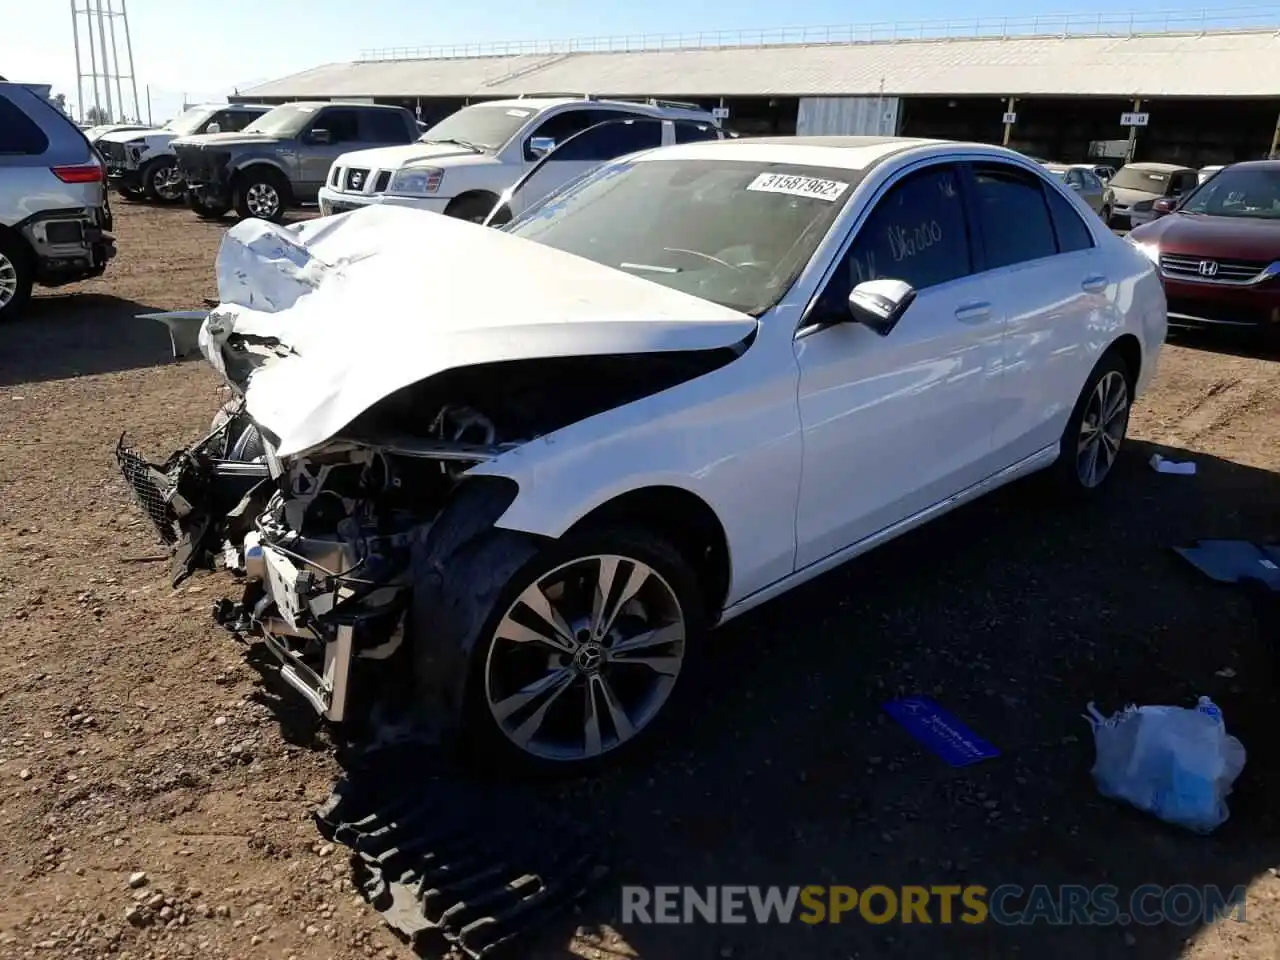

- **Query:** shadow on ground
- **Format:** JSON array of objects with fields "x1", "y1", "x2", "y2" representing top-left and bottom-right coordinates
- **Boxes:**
[
  {"x1": 240, "y1": 439, "x2": 1279, "y2": 960},
  {"x1": 1167, "y1": 325, "x2": 1280, "y2": 363},
  {"x1": 0, "y1": 293, "x2": 184, "y2": 386}
]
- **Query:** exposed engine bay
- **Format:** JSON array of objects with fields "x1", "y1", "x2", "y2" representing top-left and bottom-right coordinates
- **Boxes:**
[{"x1": 115, "y1": 346, "x2": 741, "y2": 724}]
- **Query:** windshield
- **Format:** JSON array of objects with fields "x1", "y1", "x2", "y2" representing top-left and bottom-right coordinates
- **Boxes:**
[
  {"x1": 162, "y1": 106, "x2": 215, "y2": 136},
  {"x1": 1179, "y1": 166, "x2": 1280, "y2": 219},
  {"x1": 418, "y1": 104, "x2": 537, "y2": 150},
  {"x1": 243, "y1": 103, "x2": 321, "y2": 137},
  {"x1": 505, "y1": 158, "x2": 860, "y2": 315},
  {"x1": 1109, "y1": 167, "x2": 1170, "y2": 193}
]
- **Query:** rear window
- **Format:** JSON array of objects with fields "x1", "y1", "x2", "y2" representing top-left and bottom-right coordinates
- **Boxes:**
[
  {"x1": 0, "y1": 92, "x2": 51, "y2": 155},
  {"x1": 1109, "y1": 167, "x2": 1170, "y2": 192}
]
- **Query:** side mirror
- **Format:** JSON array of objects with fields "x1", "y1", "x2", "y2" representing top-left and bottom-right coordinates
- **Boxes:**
[
  {"x1": 847, "y1": 279, "x2": 917, "y2": 336},
  {"x1": 1153, "y1": 197, "x2": 1177, "y2": 216},
  {"x1": 205, "y1": 121, "x2": 221, "y2": 135},
  {"x1": 528, "y1": 136, "x2": 556, "y2": 159},
  {"x1": 308, "y1": 128, "x2": 332, "y2": 145}
]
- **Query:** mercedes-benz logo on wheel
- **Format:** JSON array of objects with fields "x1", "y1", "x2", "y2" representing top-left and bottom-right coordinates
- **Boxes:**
[{"x1": 1198, "y1": 260, "x2": 1219, "y2": 277}]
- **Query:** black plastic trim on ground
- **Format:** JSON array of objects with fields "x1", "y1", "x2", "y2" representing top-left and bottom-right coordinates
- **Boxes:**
[{"x1": 314, "y1": 745, "x2": 607, "y2": 958}]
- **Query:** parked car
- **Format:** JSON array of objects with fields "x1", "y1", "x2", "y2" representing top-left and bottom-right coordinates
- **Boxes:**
[
  {"x1": 173, "y1": 101, "x2": 419, "y2": 222},
  {"x1": 96, "y1": 103, "x2": 272, "y2": 203},
  {"x1": 1042, "y1": 163, "x2": 1115, "y2": 221},
  {"x1": 1127, "y1": 159, "x2": 1280, "y2": 335},
  {"x1": 1198, "y1": 164, "x2": 1225, "y2": 184},
  {"x1": 483, "y1": 115, "x2": 726, "y2": 224},
  {"x1": 1107, "y1": 162, "x2": 1200, "y2": 229},
  {"x1": 117, "y1": 136, "x2": 1165, "y2": 773},
  {"x1": 0, "y1": 81, "x2": 116, "y2": 322},
  {"x1": 84, "y1": 122, "x2": 153, "y2": 146},
  {"x1": 317, "y1": 96, "x2": 722, "y2": 222}
]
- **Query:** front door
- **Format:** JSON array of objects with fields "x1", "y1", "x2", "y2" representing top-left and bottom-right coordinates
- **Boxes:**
[
  {"x1": 297, "y1": 108, "x2": 361, "y2": 200},
  {"x1": 793, "y1": 162, "x2": 1004, "y2": 568}
]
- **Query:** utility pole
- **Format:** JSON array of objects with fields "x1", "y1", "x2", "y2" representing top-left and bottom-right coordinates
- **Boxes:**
[{"x1": 71, "y1": 0, "x2": 139, "y2": 123}]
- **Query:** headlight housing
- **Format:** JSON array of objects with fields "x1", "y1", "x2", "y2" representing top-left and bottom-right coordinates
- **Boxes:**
[
  {"x1": 388, "y1": 167, "x2": 444, "y2": 196},
  {"x1": 1127, "y1": 236, "x2": 1160, "y2": 264}
]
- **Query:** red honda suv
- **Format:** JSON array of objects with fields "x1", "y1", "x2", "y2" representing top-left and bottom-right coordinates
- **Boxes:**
[{"x1": 1127, "y1": 160, "x2": 1280, "y2": 336}]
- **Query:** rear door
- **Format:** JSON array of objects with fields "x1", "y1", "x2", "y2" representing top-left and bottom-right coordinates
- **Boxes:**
[{"x1": 969, "y1": 161, "x2": 1109, "y2": 466}]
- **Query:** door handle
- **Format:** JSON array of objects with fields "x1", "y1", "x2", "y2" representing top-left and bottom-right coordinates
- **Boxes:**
[
  {"x1": 953, "y1": 302, "x2": 992, "y2": 323},
  {"x1": 1081, "y1": 275, "x2": 1108, "y2": 293}
]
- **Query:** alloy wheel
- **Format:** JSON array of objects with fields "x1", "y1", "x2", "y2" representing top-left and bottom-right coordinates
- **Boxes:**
[
  {"x1": 0, "y1": 251, "x2": 17, "y2": 309},
  {"x1": 483, "y1": 554, "x2": 686, "y2": 762},
  {"x1": 1076, "y1": 370, "x2": 1129, "y2": 488},
  {"x1": 153, "y1": 163, "x2": 183, "y2": 201},
  {"x1": 245, "y1": 182, "x2": 281, "y2": 219}
]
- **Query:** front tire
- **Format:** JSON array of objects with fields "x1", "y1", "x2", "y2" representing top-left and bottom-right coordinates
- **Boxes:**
[
  {"x1": 445, "y1": 192, "x2": 499, "y2": 223},
  {"x1": 141, "y1": 157, "x2": 184, "y2": 203},
  {"x1": 448, "y1": 526, "x2": 707, "y2": 777},
  {"x1": 1101, "y1": 205, "x2": 1113, "y2": 226},
  {"x1": 235, "y1": 169, "x2": 289, "y2": 223},
  {"x1": 1049, "y1": 351, "x2": 1133, "y2": 494},
  {"x1": 188, "y1": 191, "x2": 231, "y2": 220},
  {"x1": 0, "y1": 232, "x2": 33, "y2": 323}
]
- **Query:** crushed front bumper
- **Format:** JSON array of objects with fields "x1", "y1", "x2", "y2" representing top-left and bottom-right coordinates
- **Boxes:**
[
  {"x1": 115, "y1": 419, "x2": 271, "y2": 585},
  {"x1": 117, "y1": 409, "x2": 412, "y2": 723}
]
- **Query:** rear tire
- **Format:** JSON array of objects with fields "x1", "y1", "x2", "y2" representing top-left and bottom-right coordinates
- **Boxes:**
[
  {"x1": 0, "y1": 232, "x2": 33, "y2": 323},
  {"x1": 1047, "y1": 351, "x2": 1133, "y2": 495}
]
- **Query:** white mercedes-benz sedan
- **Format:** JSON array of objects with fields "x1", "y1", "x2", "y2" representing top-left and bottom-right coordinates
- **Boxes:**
[{"x1": 118, "y1": 136, "x2": 1167, "y2": 774}]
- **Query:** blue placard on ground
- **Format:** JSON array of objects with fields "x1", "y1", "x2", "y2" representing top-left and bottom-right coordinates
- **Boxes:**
[{"x1": 883, "y1": 696, "x2": 1000, "y2": 767}]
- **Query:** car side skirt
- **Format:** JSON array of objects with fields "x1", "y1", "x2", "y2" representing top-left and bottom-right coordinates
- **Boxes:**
[{"x1": 717, "y1": 441, "x2": 1060, "y2": 625}]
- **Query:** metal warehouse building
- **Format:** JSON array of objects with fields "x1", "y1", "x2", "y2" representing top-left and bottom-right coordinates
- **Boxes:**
[{"x1": 232, "y1": 10, "x2": 1280, "y2": 167}]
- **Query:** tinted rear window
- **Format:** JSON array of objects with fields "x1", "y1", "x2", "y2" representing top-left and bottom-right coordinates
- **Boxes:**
[
  {"x1": 0, "y1": 92, "x2": 51, "y2": 155},
  {"x1": 970, "y1": 164, "x2": 1058, "y2": 269}
]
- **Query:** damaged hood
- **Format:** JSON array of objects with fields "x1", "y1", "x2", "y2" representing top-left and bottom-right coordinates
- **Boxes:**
[{"x1": 206, "y1": 205, "x2": 756, "y2": 458}]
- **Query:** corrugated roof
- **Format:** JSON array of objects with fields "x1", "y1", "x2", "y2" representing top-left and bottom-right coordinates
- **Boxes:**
[{"x1": 240, "y1": 29, "x2": 1280, "y2": 101}]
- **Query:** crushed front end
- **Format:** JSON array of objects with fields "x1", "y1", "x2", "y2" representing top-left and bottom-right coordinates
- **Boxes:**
[{"x1": 117, "y1": 395, "x2": 511, "y2": 723}]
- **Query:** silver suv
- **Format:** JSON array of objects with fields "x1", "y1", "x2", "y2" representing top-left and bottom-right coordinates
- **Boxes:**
[{"x1": 0, "y1": 82, "x2": 116, "y2": 321}]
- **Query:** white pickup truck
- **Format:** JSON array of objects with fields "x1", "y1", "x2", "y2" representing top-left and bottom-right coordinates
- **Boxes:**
[
  {"x1": 95, "y1": 103, "x2": 271, "y2": 202},
  {"x1": 317, "y1": 96, "x2": 725, "y2": 222}
]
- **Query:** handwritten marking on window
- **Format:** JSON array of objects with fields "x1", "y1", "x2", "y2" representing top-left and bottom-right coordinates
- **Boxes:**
[{"x1": 888, "y1": 220, "x2": 944, "y2": 262}]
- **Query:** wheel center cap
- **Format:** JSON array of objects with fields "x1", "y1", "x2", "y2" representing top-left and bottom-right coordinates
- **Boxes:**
[{"x1": 575, "y1": 644, "x2": 605, "y2": 673}]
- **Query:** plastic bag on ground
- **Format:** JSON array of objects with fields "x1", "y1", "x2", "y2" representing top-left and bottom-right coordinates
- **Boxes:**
[{"x1": 1084, "y1": 696, "x2": 1246, "y2": 834}]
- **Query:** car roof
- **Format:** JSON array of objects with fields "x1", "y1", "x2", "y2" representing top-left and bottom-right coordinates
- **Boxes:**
[
  {"x1": 477, "y1": 96, "x2": 710, "y2": 115},
  {"x1": 1124, "y1": 162, "x2": 1195, "y2": 173},
  {"x1": 631, "y1": 135, "x2": 959, "y2": 171},
  {"x1": 276, "y1": 100, "x2": 405, "y2": 110},
  {"x1": 1214, "y1": 159, "x2": 1280, "y2": 171}
]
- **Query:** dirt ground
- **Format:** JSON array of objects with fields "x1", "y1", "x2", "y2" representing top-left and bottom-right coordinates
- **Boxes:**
[{"x1": 1, "y1": 202, "x2": 1279, "y2": 960}]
